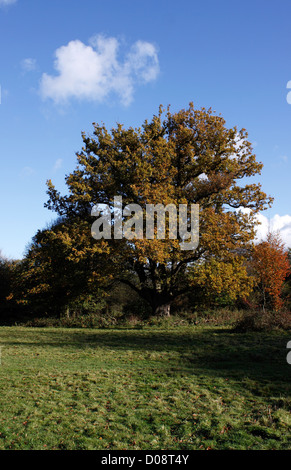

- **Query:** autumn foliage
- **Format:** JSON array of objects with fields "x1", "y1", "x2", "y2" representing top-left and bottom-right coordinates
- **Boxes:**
[
  {"x1": 251, "y1": 231, "x2": 290, "y2": 311},
  {"x1": 1, "y1": 103, "x2": 278, "y2": 321},
  {"x1": 42, "y1": 103, "x2": 272, "y2": 316}
]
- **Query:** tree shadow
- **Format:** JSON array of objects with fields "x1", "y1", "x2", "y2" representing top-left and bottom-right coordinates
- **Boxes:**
[{"x1": 2, "y1": 327, "x2": 291, "y2": 392}]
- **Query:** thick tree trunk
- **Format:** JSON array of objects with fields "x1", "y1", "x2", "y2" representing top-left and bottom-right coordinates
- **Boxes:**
[
  {"x1": 121, "y1": 279, "x2": 173, "y2": 318},
  {"x1": 154, "y1": 303, "x2": 171, "y2": 317}
]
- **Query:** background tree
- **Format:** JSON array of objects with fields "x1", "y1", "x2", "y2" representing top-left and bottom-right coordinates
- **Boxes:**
[
  {"x1": 251, "y1": 231, "x2": 290, "y2": 311},
  {"x1": 12, "y1": 217, "x2": 110, "y2": 318},
  {"x1": 282, "y1": 248, "x2": 291, "y2": 309},
  {"x1": 0, "y1": 252, "x2": 23, "y2": 320},
  {"x1": 45, "y1": 103, "x2": 273, "y2": 316},
  {"x1": 189, "y1": 256, "x2": 255, "y2": 309},
  {"x1": 0, "y1": 252, "x2": 13, "y2": 316}
]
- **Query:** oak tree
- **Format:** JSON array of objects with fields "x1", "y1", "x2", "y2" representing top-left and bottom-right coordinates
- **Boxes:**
[{"x1": 45, "y1": 103, "x2": 272, "y2": 316}]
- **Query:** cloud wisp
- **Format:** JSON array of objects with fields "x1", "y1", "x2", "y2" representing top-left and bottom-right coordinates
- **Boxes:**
[
  {"x1": 21, "y1": 58, "x2": 37, "y2": 72},
  {"x1": 53, "y1": 158, "x2": 63, "y2": 172},
  {"x1": 0, "y1": 0, "x2": 17, "y2": 6},
  {"x1": 40, "y1": 35, "x2": 159, "y2": 106}
]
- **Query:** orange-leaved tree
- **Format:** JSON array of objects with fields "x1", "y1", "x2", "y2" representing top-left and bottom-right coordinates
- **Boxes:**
[{"x1": 252, "y1": 231, "x2": 290, "y2": 311}]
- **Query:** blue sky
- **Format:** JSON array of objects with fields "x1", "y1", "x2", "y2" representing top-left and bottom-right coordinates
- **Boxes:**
[{"x1": 0, "y1": 0, "x2": 291, "y2": 259}]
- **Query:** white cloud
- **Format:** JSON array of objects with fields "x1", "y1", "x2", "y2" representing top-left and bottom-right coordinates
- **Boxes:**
[
  {"x1": 125, "y1": 40, "x2": 160, "y2": 83},
  {"x1": 0, "y1": 0, "x2": 17, "y2": 6},
  {"x1": 40, "y1": 35, "x2": 159, "y2": 106},
  {"x1": 255, "y1": 213, "x2": 291, "y2": 248},
  {"x1": 239, "y1": 208, "x2": 291, "y2": 248}
]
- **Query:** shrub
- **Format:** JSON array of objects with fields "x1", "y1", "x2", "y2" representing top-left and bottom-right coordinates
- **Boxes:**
[{"x1": 234, "y1": 309, "x2": 291, "y2": 332}]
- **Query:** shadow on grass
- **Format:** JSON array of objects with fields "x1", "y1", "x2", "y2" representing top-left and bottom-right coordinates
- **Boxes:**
[{"x1": 2, "y1": 326, "x2": 291, "y2": 391}]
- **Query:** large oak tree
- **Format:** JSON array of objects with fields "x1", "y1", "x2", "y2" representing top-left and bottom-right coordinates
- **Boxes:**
[{"x1": 45, "y1": 103, "x2": 272, "y2": 316}]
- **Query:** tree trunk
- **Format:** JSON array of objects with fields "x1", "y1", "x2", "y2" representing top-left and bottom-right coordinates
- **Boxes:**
[
  {"x1": 150, "y1": 292, "x2": 172, "y2": 317},
  {"x1": 65, "y1": 306, "x2": 70, "y2": 319},
  {"x1": 127, "y1": 283, "x2": 173, "y2": 318},
  {"x1": 154, "y1": 303, "x2": 171, "y2": 317}
]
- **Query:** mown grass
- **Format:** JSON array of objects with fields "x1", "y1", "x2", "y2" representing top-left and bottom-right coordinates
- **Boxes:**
[{"x1": 0, "y1": 324, "x2": 290, "y2": 450}]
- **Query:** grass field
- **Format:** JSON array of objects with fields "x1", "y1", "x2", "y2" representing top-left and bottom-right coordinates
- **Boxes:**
[{"x1": 0, "y1": 324, "x2": 290, "y2": 450}]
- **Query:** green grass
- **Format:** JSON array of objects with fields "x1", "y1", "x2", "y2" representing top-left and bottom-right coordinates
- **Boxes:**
[{"x1": 0, "y1": 324, "x2": 290, "y2": 450}]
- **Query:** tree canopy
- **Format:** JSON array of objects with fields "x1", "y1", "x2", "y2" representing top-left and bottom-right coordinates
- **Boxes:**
[
  {"x1": 251, "y1": 231, "x2": 290, "y2": 311},
  {"x1": 42, "y1": 103, "x2": 272, "y2": 316}
]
